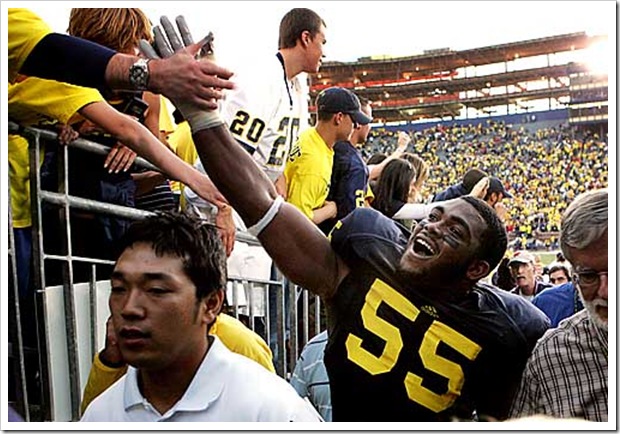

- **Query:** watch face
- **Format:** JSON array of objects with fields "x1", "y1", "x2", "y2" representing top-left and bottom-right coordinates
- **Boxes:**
[{"x1": 130, "y1": 59, "x2": 149, "y2": 90}]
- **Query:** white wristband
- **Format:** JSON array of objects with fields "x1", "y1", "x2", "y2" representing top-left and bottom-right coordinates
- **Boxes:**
[
  {"x1": 184, "y1": 109, "x2": 224, "y2": 133},
  {"x1": 247, "y1": 196, "x2": 284, "y2": 237}
]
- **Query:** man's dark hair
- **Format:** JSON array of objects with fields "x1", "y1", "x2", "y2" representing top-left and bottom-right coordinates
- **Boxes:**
[
  {"x1": 115, "y1": 212, "x2": 227, "y2": 300},
  {"x1": 279, "y1": 8, "x2": 326, "y2": 49},
  {"x1": 548, "y1": 263, "x2": 571, "y2": 280},
  {"x1": 460, "y1": 196, "x2": 507, "y2": 271},
  {"x1": 462, "y1": 168, "x2": 488, "y2": 192}
]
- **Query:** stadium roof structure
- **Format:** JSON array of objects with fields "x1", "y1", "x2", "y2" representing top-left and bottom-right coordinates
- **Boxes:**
[{"x1": 309, "y1": 32, "x2": 607, "y2": 123}]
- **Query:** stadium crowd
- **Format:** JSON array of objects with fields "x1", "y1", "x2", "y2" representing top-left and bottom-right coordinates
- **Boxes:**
[
  {"x1": 7, "y1": 7, "x2": 608, "y2": 425},
  {"x1": 364, "y1": 122, "x2": 608, "y2": 250}
]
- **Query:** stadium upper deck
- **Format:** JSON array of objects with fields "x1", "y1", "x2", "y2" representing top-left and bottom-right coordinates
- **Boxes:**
[{"x1": 309, "y1": 32, "x2": 607, "y2": 124}]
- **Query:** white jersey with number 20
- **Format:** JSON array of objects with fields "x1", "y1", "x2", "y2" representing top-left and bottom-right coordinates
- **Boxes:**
[{"x1": 220, "y1": 53, "x2": 309, "y2": 182}]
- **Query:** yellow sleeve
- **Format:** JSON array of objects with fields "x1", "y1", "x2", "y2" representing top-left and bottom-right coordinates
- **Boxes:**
[
  {"x1": 80, "y1": 354, "x2": 128, "y2": 415},
  {"x1": 158, "y1": 96, "x2": 176, "y2": 138},
  {"x1": 211, "y1": 314, "x2": 275, "y2": 373},
  {"x1": 9, "y1": 77, "x2": 103, "y2": 126},
  {"x1": 167, "y1": 121, "x2": 196, "y2": 202},
  {"x1": 8, "y1": 135, "x2": 32, "y2": 228},
  {"x1": 168, "y1": 122, "x2": 196, "y2": 166},
  {"x1": 8, "y1": 9, "x2": 52, "y2": 83}
]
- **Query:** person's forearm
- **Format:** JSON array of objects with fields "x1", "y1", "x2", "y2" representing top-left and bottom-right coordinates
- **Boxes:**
[
  {"x1": 20, "y1": 33, "x2": 115, "y2": 91},
  {"x1": 391, "y1": 202, "x2": 433, "y2": 220},
  {"x1": 191, "y1": 125, "x2": 345, "y2": 299},
  {"x1": 121, "y1": 122, "x2": 226, "y2": 206},
  {"x1": 368, "y1": 151, "x2": 402, "y2": 181},
  {"x1": 193, "y1": 125, "x2": 277, "y2": 226},
  {"x1": 312, "y1": 204, "x2": 336, "y2": 225}
]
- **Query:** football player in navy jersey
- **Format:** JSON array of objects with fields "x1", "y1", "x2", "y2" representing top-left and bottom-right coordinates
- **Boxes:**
[{"x1": 150, "y1": 20, "x2": 550, "y2": 423}]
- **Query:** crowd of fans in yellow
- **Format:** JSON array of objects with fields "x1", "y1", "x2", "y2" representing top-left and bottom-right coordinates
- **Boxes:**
[{"x1": 365, "y1": 120, "x2": 608, "y2": 250}]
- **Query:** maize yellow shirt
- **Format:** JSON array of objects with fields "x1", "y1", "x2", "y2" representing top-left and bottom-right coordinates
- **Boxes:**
[
  {"x1": 8, "y1": 77, "x2": 103, "y2": 227},
  {"x1": 8, "y1": 9, "x2": 51, "y2": 84},
  {"x1": 283, "y1": 127, "x2": 334, "y2": 220}
]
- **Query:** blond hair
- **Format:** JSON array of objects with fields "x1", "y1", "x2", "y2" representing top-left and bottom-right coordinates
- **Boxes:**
[{"x1": 68, "y1": 8, "x2": 152, "y2": 54}]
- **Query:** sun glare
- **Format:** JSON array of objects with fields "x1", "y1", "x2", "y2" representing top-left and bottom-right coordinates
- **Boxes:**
[{"x1": 581, "y1": 39, "x2": 609, "y2": 76}]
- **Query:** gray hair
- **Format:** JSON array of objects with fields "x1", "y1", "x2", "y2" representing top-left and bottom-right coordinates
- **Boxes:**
[{"x1": 560, "y1": 189, "x2": 608, "y2": 261}]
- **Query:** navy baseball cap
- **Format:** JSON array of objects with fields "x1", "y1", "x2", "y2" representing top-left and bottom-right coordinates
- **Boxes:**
[
  {"x1": 488, "y1": 177, "x2": 513, "y2": 198},
  {"x1": 316, "y1": 87, "x2": 372, "y2": 125}
]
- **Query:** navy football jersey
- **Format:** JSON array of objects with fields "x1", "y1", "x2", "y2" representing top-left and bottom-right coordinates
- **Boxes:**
[
  {"x1": 319, "y1": 140, "x2": 369, "y2": 235},
  {"x1": 326, "y1": 208, "x2": 549, "y2": 421}
]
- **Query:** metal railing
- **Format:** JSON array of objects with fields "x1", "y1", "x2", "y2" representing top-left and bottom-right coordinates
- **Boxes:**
[{"x1": 7, "y1": 122, "x2": 325, "y2": 421}]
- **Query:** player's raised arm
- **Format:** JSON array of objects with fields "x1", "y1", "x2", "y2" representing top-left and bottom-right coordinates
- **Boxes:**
[
  {"x1": 194, "y1": 126, "x2": 344, "y2": 299},
  {"x1": 146, "y1": 16, "x2": 345, "y2": 299}
]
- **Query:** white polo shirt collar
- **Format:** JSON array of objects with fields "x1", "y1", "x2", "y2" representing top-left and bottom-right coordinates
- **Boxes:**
[{"x1": 122, "y1": 336, "x2": 227, "y2": 420}]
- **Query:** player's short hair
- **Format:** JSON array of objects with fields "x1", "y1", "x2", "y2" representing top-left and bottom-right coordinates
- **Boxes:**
[
  {"x1": 460, "y1": 196, "x2": 507, "y2": 271},
  {"x1": 115, "y1": 212, "x2": 227, "y2": 301},
  {"x1": 68, "y1": 8, "x2": 153, "y2": 54},
  {"x1": 278, "y1": 8, "x2": 326, "y2": 49}
]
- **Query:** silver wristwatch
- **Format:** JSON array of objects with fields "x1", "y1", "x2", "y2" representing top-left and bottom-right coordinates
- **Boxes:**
[{"x1": 129, "y1": 58, "x2": 150, "y2": 91}]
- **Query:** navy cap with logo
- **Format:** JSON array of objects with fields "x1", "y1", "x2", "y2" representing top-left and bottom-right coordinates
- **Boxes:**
[
  {"x1": 488, "y1": 176, "x2": 513, "y2": 199},
  {"x1": 316, "y1": 87, "x2": 372, "y2": 125}
]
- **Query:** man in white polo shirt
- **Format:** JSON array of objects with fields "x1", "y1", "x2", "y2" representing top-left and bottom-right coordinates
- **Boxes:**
[{"x1": 80, "y1": 212, "x2": 321, "y2": 422}]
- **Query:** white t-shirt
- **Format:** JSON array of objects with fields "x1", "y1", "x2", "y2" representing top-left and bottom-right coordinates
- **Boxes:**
[
  {"x1": 221, "y1": 53, "x2": 309, "y2": 182},
  {"x1": 80, "y1": 337, "x2": 322, "y2": 422}
]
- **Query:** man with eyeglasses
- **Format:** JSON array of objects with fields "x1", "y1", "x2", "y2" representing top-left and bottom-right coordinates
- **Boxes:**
[{"x1": 509, "y1": 189, "x2": 608, "y2": 421}]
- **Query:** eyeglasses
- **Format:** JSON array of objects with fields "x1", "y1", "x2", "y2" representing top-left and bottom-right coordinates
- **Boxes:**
[{"x1": 573, "y1": 270, "x2": 608, "y2": 291}]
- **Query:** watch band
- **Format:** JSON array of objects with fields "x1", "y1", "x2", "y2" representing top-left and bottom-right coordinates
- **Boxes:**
[{"x1": 129, "y1": 58, "x2": 150, "y2": 91}]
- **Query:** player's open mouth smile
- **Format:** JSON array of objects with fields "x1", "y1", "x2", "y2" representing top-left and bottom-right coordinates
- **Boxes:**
[{"x1": 412, "y1": 235, "x2": 437, "y2": 258}]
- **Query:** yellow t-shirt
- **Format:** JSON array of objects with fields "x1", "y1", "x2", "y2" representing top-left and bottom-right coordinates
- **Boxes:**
[
  {"x1": 158, "y1": 96, "x2": 176, "y2": 139},
  {"x1": 8, "y1": 77, "x2": 103, "y2": 227},
  {"x1": 8, "y1": 9, "x2": 52, "y2": 84},
  {"x1": 167, "y1": 121, "x2": 197, "y2": 206},
  {"x1": 283, "y1": 127, "x2": 334, "y2": 220},
  {"x1": 79, "y1": 313, "x2": 275, "y2": 414},
  {"x1": 210, "y1": 313, "x2": 274, "y2": 373}
]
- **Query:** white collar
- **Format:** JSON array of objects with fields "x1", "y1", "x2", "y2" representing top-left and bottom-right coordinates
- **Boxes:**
[{"x1": 123, "y1": 336, "x2": 228, "y2": 418}]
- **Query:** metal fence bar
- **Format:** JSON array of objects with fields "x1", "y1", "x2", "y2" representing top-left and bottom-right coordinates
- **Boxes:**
[
  {"x1": 302, "y1": 290, "x2": 309, "y2": 347},
  {"x1": 40, "y1": 191, "x2": 153, "y2": 220},
  {"x1": 288, "y1": 283, "x2": 299, "y2": 375},
  {"x1": 9, "y1": 122, "x2": 159, "y2": 172},
  {"x1": 25, "y1": 128, "x2": 52, "y2": 421},
  {"x1": 44, "y1": 254, "x2": 115, "y2": 266},
  {"x1": 88, "y1": 265, "x2": 99, "y2": 365},
  {"x1": 314, "y1": 294, "x2": 321, "y2": 336},
  {"x1": 8, "y1": 183, "x2": 30, "y2": 421},
  {"x1": 57, "y1": 134, "x2": 81, "y2": 421}
]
